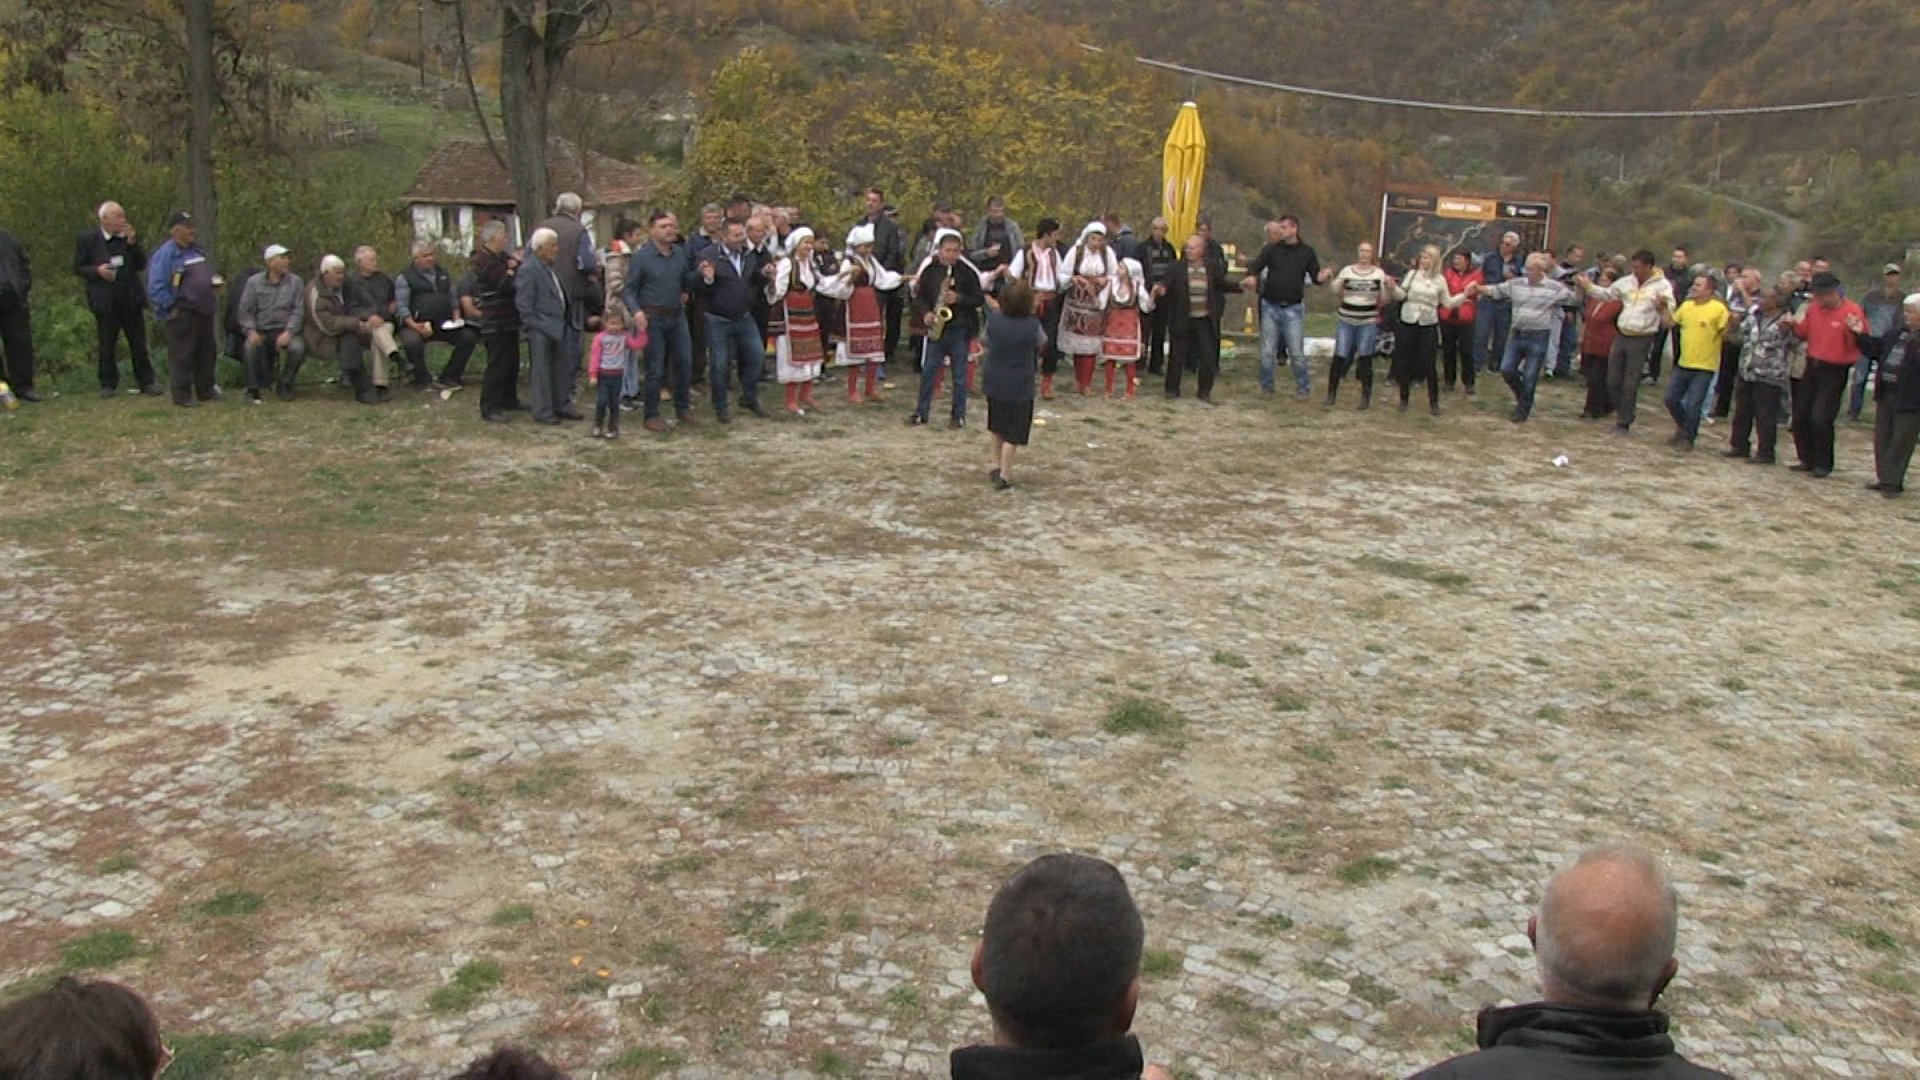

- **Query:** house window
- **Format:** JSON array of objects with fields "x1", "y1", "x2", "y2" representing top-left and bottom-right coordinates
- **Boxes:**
[{"x1": 441, "y1": 206, "x2": 461, "y2": 239}]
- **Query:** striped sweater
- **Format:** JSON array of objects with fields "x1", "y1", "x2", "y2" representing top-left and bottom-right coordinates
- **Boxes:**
[{"x1": 1332, "y1": 264, "x2": 1389, "y2": 326}]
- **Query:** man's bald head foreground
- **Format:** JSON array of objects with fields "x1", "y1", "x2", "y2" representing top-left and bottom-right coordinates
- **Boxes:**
[
  {"x1": 1532, "y1": 844, "x2": 1680, "y2": 1011},
  {"x1": 1408, "y1": 845, "x2": 1728, "y2": 1080}
]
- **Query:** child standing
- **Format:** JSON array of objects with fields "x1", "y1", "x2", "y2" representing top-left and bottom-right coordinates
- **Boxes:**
[
  {"x1": 1100, "y1": 255, "x2": 1153, "y2": 398},
  {"x1": 982, "y1": 281, "x2": 1047, "y2": 490},
  {"x1": 589, "y1": 303, "x2": 647, "y2": 439}
]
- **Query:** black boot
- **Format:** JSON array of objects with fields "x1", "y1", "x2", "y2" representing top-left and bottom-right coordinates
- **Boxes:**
[
  {"x1": 1358, "y1": 383, "x2": 1372, "y2": 411},
  {"x1": 350, "y1": 368, "x2": 375, "y2": 405}
]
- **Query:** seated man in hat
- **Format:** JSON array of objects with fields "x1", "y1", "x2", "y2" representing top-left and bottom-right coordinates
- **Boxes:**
[
  {"x1": 1409, "y1": 845, "x2": 1730, "y2": 1079},
  {"x1": 236, "y1": 243, "x2": 306, "y2": 402}
]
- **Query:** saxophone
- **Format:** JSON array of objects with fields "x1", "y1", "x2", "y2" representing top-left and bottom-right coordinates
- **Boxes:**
[{"x1": 929, "y1": 264, "x2": 956, "y2": 339}]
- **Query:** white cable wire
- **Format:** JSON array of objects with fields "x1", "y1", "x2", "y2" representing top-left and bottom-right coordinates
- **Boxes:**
[{"x1": 1078, "y1": 44, "x2": 1914, "y2": 119}]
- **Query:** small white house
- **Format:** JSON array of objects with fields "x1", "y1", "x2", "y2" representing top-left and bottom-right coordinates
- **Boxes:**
[{"x1": 399, "y1": 138, "x2": 657, "y2": 255}]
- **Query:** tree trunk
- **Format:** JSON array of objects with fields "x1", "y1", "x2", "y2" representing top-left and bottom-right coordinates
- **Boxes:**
[
  {"x1": 184, "y1": 0, "x2": 219, "y2": 256},
  {"x1": 498, "y1": 4, "x2": 551, "y2": 236}
]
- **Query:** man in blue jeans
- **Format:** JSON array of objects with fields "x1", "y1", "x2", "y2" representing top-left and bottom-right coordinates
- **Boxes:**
[
  {"x1": 689, "y1": 219, "x2": 768, "y2": 423},
  {"x1": 1664, "y1": 275, "x2": 1729, "y2": 450},
  {"x1": 1475, "y1": 252, "x2": 1574, "y2": 423},
  {"x1": 908, "y1": 229, "x2": 985, "y2": 428},
  {"x1": 623, "y1": 211, "x2": 699, "y2": 432},
  {"x1": 1240, "y1": 215, "x2": 1328, "y2": 398},
  {"x1": 1474, "y1": 231, "x2": 1524, "y2": 374}
]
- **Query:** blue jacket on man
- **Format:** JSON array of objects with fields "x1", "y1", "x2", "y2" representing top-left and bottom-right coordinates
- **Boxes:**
[
  {"x1": 514, "y1": 257, "x2": 568, "y2": 340},
  {"x1": 623, "y1": 241, "x2": 692, "y2": 314}
]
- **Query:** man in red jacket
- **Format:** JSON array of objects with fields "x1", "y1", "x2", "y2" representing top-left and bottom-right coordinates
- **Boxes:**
[{"x1": 1789, "y1": 272, "x2": 1869, "y2": 477}]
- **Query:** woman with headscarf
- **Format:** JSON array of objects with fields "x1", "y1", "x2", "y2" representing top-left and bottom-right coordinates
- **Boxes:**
[
  {"x1": 817, "y1": 224, "x2": 902, "y2": 404},
  {"x1": 1100, "y1": 252, "x2": 1154, "y2": 398},
  {"x1": 1057, "y1": 221, "x2": 1118, "y2": 394},
  {"x1": 1388, "y1": 244, "x2": 1468, "y2": 416},
  {"x1": 767, "y1": 227, "x2": 826, "y2": 414}
]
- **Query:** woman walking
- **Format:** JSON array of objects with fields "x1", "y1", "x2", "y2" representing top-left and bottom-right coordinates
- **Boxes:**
[
  {"x1": 1440, "y1": 249, "x2": 1481, "y2": 395},
  {"x1": 1389, "y1": 245, "x2": 1467, "y2": 416},
  {"x1": 981, "y1": 280, "x2": 1047, "y2": 490}
]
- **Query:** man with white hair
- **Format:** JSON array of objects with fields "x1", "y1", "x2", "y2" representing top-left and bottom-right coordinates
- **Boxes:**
[
  {"x1": 75, "y1": 200, "x2": 156, "y2": 397},
  {"x1": 532, "y1": 191, "x2": 600, "y2": 411},
  {"x1": 1861, "y1": 293, "x2": 1920, "y2": 497},
  {"x1": 516, "y1": 227, "x2": 574, "y2": 424},
  {"x1": 1471, "y1": 252, "x2": 1574, "y2": 423},
  {"x1": 345, "y1": 245, "x2": 400, "y2": 401},
  {"x1": 305, "y1": 254, "x2": 376, "y2": 405},
  {"x1": 1409, "y1": 846, "x2": 1729, "y2": 1079}
]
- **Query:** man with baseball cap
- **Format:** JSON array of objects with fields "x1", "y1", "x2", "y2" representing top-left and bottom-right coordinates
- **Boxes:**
[
  {"x1": 1852, "y1": 262, "x2": 1907, "y2": 421},
  {"x1": 1788, "y1": 271, "x2": 1870, "y2": 477},
  {"x1": 146, "y1": 211, "x2": 222, "y2": 408},
  {"x1": 236, "y1": 244, "x2": 307, "y2": 402}
]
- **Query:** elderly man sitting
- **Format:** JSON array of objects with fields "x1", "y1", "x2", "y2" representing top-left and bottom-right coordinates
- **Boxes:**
[
  {"x1": 395, "y1": 240, "x2": 480, "y2": 390},
  {"x1": 346, "y1": 244, "x2": 403, "y2": 401},
  {"x1": 237, "y1": 243, "x2": 306, "y2": 402},
  {"x1": 1408, "y1": 845, "x2": 1730, "y2": 1079},
  {"x1": 304, "y1": 254, "x2": 376, "y2": 405}
]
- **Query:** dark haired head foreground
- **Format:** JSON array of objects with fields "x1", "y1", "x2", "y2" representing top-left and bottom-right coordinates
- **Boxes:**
[
  {"x1": 0, "y1": 975, "x2": 168, "y2": 1080},
  {"x1": 955, "y1": 853, "x2": 1175, "y2": 1080},
  {"x1": 1408, "y1": 845, "x2": 1730, "y2": 1080}
]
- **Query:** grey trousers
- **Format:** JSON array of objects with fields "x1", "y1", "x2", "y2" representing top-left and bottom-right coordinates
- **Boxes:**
[
  {"x1": 528, "y1": 330, "x2": 567, "y2": 422},
  {"x1": 1607, "y1": 334, "x2": 1657, "y2": 430},
  {"x1": 1875, "y1": 403, "x2": 1920, "y2": 492}
]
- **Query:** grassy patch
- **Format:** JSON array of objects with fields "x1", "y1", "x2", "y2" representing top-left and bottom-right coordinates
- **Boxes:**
[
  {"x1": 1867, "y1": 968, "x2": 1916, "y2": 995},
  {"x1": 814, "y1": 1050, "x2": 858, "y2": 1078},
  {"x1": 730, "y1": 902, "x2": 833, "y2": 951},
  {"x1": 1534, "y1": 705, "x2": 1565, "y2": 722},
  {"x1": 428, "y1": 958, "x2": 506, "y2": 1013},
  {"x1": 60, "y1": 928, "x2": 140, "y2": 970},
  {"x1": 195, "y1": 890, "x2": 266, "y2": 919},
  {"x1": 1101, "y1": 697, "x2": 1186, "y2": 736},
  {"x1": 605, "y1": 1047, "x2": 686, "y2": 1078},
  {"x1": 1299, "y1": 958, "x2": 1340, "y2": 980},
  {"x1": 1838, "y1": 923, "x2": 1902, "y2": 952},
  {"x1": 97, "y1": 852, "x2": 139, "y2": 875},
  {"x1": 647, "y1": 852, "x2": 710, "y2": 879},
  {"x1": 1141, "y1": 947, "x2": 1183, "y2": 978},
  {"x1": 1270, "y1": 690, "x2": 1310, "y2": 713},
  {"x1": 1348, "y1": 972, "x2": 1399, "y2": 1007},
  {"x1": 489, "y1": 902, "x2": 536, "y2": 927},
  {"x1": 1334, "y1": 856, "x2": 1397, "y2": 886},
  {"x1": 1298, "y1": 742, "x2": 1335, "y2": 764},
  {"x1": 1211, "y1": 650, "x2": 1250, "y2": 668},
  {"x1": 339, "y1": 1025, "x2": 394, "y2": 1051},
  {"x1": 1721, "y1": 676, "x2": 1749, "y2": 692},
  {"x1": 883, "y1": 985, "x2": 924, "y2": 1015},
  {"x1": 166, "y1": 1029, "x2": 323, "y2": 1080},
  {"x1": 1354, "y1": 555, "x2": 1470, "y2": 590},
  {"x1": 1253, "y1": 912, "x2": 1296, "y2": 935}
]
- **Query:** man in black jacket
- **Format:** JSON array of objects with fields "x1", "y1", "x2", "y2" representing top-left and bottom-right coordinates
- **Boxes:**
[
  {"x1": 1863, "y1": 293, "x2": 1920, "y2": 497},
  {"x1": 0, "y1": 224, "x2": 38, "y2": 401},
  {"x1": 1409, "y1": 846, "x2": 1730, "y2": 1080},
  {"x1": 1137, "y1": 218, "x2": 1178, "y2": 376},
  {"x1": 690, "y1": 219, "x2": 768, "y2": 422},
  {"x1": 906, "y1": 229, "x2": 984, "y2": 429},
  {"x1": 950, "y1": 854, "x2": 1158, "y2": 1080},
  {"x1": 395, "y1": 241, "x2": 480, "y2": 389},
  {"x1": 74, "y1": 201, "x2": 156, "y2": 397},
  {"x1": 1241, "y1": 215, "x2": 1328, "y2": 399},
  {"x1": 1166, "y1": 235, "x2": 1232, "y2": 402}
]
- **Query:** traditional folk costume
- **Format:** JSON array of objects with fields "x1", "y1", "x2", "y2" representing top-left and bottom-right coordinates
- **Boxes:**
[
  {"x1": 767, "y1": 228, "x2": 826, "y2": 414},
  {"x1": 1007, "y1": 240, "x2": 1065, "y2": 397},
  {"x1": 1100, "y1": 257, "x2": 1154, "y2": 398},
  {"x1": 817, "y1": 224, "x2": 902, "y2": 403},
  {"x1": 1057, "y1": 222, "x2": 1120, "y2": 394}
]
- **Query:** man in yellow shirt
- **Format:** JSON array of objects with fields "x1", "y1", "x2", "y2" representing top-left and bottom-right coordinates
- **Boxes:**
[{"x1": 1664, "y1": 276, "x2": 1729, "y2": 449}]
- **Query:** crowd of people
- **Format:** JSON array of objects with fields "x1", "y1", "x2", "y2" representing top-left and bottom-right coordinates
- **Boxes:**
[
  {"x1": 0, "y1": 845, "x2": 1730, "y2": 1080},
  {"x1": 3, "y1": 195, "x2": 1914, "y2": 497}
]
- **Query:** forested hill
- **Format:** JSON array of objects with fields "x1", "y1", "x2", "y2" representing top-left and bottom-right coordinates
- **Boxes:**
[{"x1": 1029, "y1": 0, "x2": 1920, "y2": 270}]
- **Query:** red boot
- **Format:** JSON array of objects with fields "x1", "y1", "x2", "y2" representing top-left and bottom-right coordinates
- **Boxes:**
[
  {"x1": 846, "y1": 368, "x2": 861, "y2": 403},
  {"x1": 1042, "y1": 374, "x2": 1055, "y2": 400},
  {"x1": 1103, "y1": 363, "x2": 1116, "y2": 397},
  {"x1": 1074, "y1": 355, "x2": 1095, "y2": 394},
  {"x1": 1124, "y1": 363, "x2": 1138, "y2": 399},
  {"x1": 799, "y1": 381, "x2": 817, "y2": 410},
  {"x1": 784, "y1": 382, "x2": 801, "y2": 414},
  {"x1": 864, "y1": 364, "x2": 884, "y2": 402}
]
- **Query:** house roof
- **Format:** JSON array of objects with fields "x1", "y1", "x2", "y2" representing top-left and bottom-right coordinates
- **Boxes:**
[{"x1": 400, "y1": 139, "x2": 655, "y2": 209}]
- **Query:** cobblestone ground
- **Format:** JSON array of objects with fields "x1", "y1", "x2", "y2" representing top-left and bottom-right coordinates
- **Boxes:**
[{"x1": 2, "y1": 368, "x2": 1917, "y2": 1079}]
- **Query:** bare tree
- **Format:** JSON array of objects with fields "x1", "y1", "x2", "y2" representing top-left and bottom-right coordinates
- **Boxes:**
[
  {"x1": 185, "y1": 0, "x2": 218, "y2": 253},
  {"x1": 497, "y1": 0, "x2": 610, "y2": 224}
]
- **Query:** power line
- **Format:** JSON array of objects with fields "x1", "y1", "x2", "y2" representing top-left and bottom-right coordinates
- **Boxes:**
[{"x1": 1076, "y1": 44, "x2": 1913, "y2": 119}]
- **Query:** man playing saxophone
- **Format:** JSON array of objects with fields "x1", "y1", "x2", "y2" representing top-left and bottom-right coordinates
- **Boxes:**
[{"x1": 908, "y1": 228, "x2": 985, "y2": 429}]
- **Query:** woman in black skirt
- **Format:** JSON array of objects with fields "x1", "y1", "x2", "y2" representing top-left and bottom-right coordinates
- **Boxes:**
[
  {"x1": 1389, "y1": 245, "x2": 1469, "y2": 416},
  {"x1": 982, "y1": 280, "x2": 1046, "y2": 489}
]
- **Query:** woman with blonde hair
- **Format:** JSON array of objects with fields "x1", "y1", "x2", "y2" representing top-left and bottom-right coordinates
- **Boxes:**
[{"x1": 1388, "y1": 244, "x2": 1467, "y2": 415}]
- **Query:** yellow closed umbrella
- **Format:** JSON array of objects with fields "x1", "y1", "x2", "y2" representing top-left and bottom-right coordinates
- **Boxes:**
[{"x1": 1162, "y1": 101, "x2": 1207, "y2": 247}]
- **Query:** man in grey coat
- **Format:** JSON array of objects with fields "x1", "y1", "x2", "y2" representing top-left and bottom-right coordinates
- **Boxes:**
[
  {"x1": 236, "y1": 244, "x2": 306, "y2": 402},
  {"x1": 515, "y1": 228, "x2": 577, "y2": 425}
]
